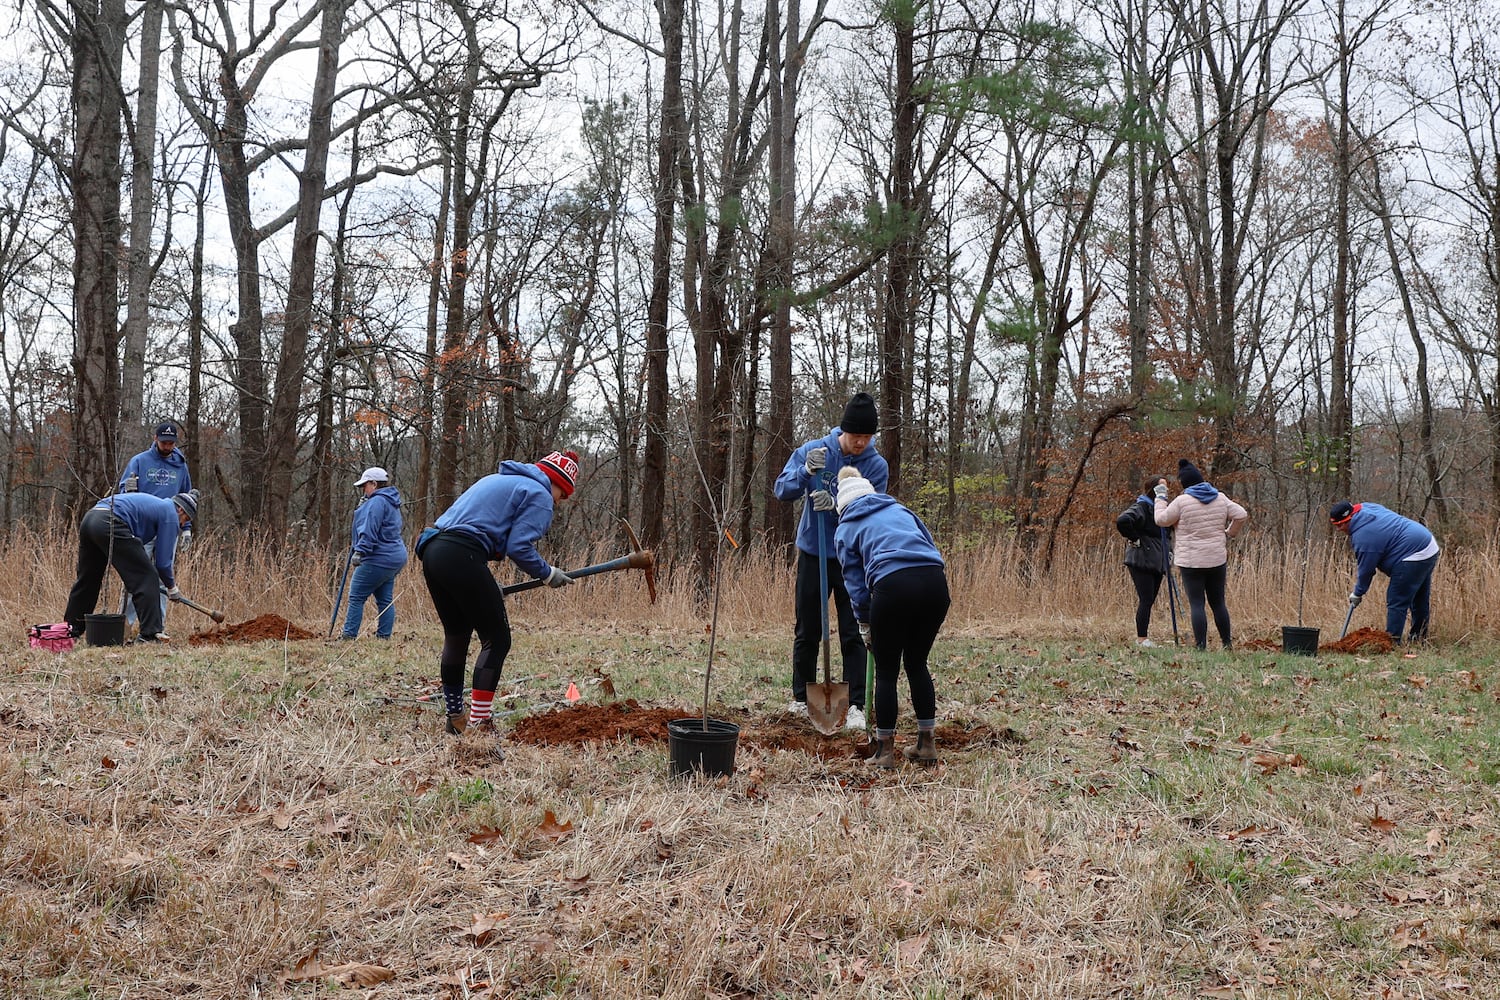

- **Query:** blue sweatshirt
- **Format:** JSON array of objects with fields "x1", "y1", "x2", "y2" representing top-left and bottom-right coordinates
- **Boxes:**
[
  {"x1": 833, "y1": 492, "x2": 945, "y2": 620},
  {"x1": 1345, "y1": 502, "x2": 1438, "y2": 597},
  {"x1": 350, "y1": 486, "x2": 408, "y2": 571},
  {"x1": 120, "y1": 445, "x2": 192, "y2": 499},
  {"x1": 92, "y1": 493, "x2": 182, "y2": 588},
  {"x1": 773, "y1": 429, "x2": 890, "y2": 557},
  {"x1": 434, "y1": 462, "x2": 557, "y2": 579}
]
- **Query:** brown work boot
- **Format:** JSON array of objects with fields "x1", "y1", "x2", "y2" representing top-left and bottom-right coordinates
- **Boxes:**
[
  {"x1": 870, "y1": 735, "x2": 897, "y2": 769},
  {"x1": 904, "y1": 730, "x2": 938, "y2": 767},
  {"x1": 444, "y1": 712, "x2": 467, "y2": 736}
]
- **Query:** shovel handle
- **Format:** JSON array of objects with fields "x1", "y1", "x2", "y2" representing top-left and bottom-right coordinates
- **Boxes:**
[{"x1": 502, "y1": 550, "x2": 654, "y2": 596}]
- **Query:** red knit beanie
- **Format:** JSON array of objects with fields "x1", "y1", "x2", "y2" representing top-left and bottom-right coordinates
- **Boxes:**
[{"x1": 537, "y1": 450, "x2": 580, "y2": 498}]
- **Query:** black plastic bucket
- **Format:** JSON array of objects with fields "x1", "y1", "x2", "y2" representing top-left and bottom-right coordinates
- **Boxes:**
[
  {"x1": 84, "y1": 613, "x2": 126, "y2": 647},
  {"x1": 1281, "y1": 625, "x2": 1320, "y2": 655},
  {"x1": 667, "y1": 718, "x2": 740, "y2": 778}
]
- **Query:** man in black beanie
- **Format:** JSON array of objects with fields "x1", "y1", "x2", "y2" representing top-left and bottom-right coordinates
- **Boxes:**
[{"x1": 772, "y1": 391, "x2": 888, "y2": 729}]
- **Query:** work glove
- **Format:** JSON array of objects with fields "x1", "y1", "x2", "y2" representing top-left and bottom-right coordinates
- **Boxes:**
[
  {"x1": 804, "y1": 446, "x2": 828, "y2": 476},
  {"x1": 1348, "y1": 593, "x2": 1362, "y2": 608},
  {"x1": 810, "y1": 489, "x2": 835, "y2": 513},
  {"x1": 167, "y1": 587, "x2": 182, "y2": 601},
  {"x1": 1153, "y1": 482, "x2": 1168, "y2": 500},
  {"x1": 178, "y1": 529, "x2": 192, "y2": 552},
  {"x1": 546, "y1": 566, "x2": 574, "y2": 588},
  {"x1": 858, "y1": 621, "x2": 872, "y2": 649},
  {"x1": 123, "y1": 474, "x2": 139, "y2": 493},
  {"x1": 350, "y1": 551, "x2": 363, "y2": 567}
]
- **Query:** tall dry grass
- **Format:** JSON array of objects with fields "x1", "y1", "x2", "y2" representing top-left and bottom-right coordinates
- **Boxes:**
[{"x1": 5, "y1": 523, "x2": 1488, "y2": 643}]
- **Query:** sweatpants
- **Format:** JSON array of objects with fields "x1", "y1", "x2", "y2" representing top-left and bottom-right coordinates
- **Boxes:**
[
  {"x1": 869, "y1": 564, "x2": 950, "y2": 731},
  {"x1": 421, "y1": 532, "x2": 511, "y2": 695},
  {"x1": 1384, "y1": 553, "x2": 1438, "y2": 641}
]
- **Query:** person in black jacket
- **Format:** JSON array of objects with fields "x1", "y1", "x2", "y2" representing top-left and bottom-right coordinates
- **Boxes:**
[{"x1": 1116, "y1": 477, "x2": 1173, "y2": 647}]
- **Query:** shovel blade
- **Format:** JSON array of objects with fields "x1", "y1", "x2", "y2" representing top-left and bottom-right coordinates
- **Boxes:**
[{"x1": 806, "y1": 682, "x2": 850, "y2": 736}]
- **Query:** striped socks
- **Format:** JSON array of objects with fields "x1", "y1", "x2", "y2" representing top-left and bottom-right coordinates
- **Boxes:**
[{"x1": 468, "y1": 690, "x2": 494, "y2": 727}]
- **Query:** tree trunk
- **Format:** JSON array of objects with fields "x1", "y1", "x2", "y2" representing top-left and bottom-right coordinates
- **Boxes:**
[
  {"x1": 120, "y1": 0, "x2": 162, "y2": 445},
  {"x1": 880, "y1": 4, "x2": 918, "y2": 497},
  {"x1": 265, "y1": 0, "x2": 347, "y2": 537},
  {"x1": 70, "y1": 0, "x2": 127, "y2": 505}
]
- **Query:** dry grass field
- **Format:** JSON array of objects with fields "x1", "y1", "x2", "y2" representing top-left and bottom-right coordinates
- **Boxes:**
[{"x1": 2, "y1": 530, "x2": 1498, "y2": 998}]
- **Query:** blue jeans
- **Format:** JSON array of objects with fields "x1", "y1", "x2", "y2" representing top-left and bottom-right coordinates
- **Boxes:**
[
  {"x1": 343, "y1": 562, "x2": 400, "y2": 638},
  {"x1": 1385, "y1": 554, "x2": 1437, "y2": 642}
]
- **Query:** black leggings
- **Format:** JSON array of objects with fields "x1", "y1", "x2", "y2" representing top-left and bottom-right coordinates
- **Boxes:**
[
  {"x1": 1178, "y1": 564, "x2": 1230, "y2": 650},
  {"x1": 421, "y1": 532, "x2": 511, "y2": 694},
  {"x1": 1126, "y1": 565, "x2": 1163, "y2": 638},
  {"x1": 869, "y1": 565, "x2": 950, "y2": 731}
]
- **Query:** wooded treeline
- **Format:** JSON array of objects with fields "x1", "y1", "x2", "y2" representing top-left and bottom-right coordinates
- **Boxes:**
[{"x1": 1, "y1": 0, "x2": 1497, "y2": 581}]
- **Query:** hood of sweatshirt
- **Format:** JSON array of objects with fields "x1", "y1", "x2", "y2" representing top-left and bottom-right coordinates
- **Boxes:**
[{"x1": 1185, "y1": 482, "x2": 1220, "y2": 503}]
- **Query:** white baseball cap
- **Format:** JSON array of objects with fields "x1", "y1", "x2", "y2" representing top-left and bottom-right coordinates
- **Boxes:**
[{"x1": 354, "y1": 467, "x2": 389, "y2": 486}]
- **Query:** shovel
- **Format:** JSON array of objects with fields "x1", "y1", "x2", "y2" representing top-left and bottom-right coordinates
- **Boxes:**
[
  {"x1": 1340, "y1": 599, "x2": 1357, "y2": 639},
  {"x1": 806, "y1": 491, "x2": 849, "y2": 735}
]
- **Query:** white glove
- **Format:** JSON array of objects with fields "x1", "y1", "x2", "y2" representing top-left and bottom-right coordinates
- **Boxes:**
[
  {"x1": 810, "y1": 489, "x2": 835, "y2": 512},
  {"x1": 804, "y1": 446, "x2": 828, "y2": 476},
  {"x1": 1348, "y1": 593, "x2": 1362, "y2": 608},
  {"x1": 177, "y1": 529, "x2": 192, "y2": 552},
  {"x1": 123, "y1": 474, "x2": 139, "y2": 493},
  {"x1": 350, "y1": 551, "x2": 362, "y2": 567},
  {"x1": 546, "y1": 566, "x2": 574, "y2": 588},
  {"x1": 858, "y1": 621, "x2": 872, "y2": 649},
  {"x1": 167, "y1": 587, "x2": 182, "y2": 601},
  {"x1": 1153, "y1": 482, "x2": 1168, "y2": 500}
]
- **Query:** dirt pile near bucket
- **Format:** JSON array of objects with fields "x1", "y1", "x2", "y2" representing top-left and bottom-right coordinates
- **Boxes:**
[
  {"x1": 1321, "y1": 627, "x2": 1395, "y2": 654},
  {"x1": 188, "y1": 614, "x2": 317, "y2": 646},
  {"x1": 506, "y1": 700, "x2": 1025, "y2": 760}
]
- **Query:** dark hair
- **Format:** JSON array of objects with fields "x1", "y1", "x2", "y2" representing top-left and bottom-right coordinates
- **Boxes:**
[{"x1": 1141, "y1": 476, "x2": 1163, "y2": 496}]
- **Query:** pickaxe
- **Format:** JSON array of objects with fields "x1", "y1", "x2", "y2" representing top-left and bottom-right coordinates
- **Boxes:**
[
  {"x1": 170, "y1": 592, "x2": 227, "y2": 623},
  {"x1": 502, "y1": 518, "x2": 656, "y2": 603}
]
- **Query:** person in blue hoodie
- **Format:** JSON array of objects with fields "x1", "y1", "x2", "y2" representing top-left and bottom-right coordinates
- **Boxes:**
[
  {"x1": 1330, "y1": 500, "x2": 1439, "y2": 642},
  {"x1": 63, "y1": 491, "x2": 197, "y2": 643},
  {"x1": 833, "y1": 466, "x2": 950, "y2": 769},
  {"x1": 419, "y1": 450, "x2": 579, "y2": 737},
  {"x1": 772, "y1": 392, "x2": 888, "y2": 731},
  {"x1": 118, "y1": 421, "x2": 196, "y2": 629},
  {"x1": 340, "y1": 467, "x2": 408, "y2": 640}
]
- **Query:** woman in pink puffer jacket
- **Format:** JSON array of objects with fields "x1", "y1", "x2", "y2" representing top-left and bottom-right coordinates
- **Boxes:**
[{"x1": 1154, "y1": 459, "x2": 1248, "y2": 650}]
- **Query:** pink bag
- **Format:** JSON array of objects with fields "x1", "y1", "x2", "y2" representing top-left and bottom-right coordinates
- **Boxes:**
[{"x1": 28, "y1": 623, "x2": 75, "y2": 652}]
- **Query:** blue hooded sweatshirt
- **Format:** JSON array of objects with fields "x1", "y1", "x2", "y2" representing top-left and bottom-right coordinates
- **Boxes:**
[
  {"x1": 773, "y1": 428, "x2": 889, "y2": 557},
  {"x1": 91, "y1": 493, "x2": 182, "y2": 588},
  {"x1": 120, "y1": 445, "x2": 192, "y2": 499},
  {"x1": 833, "y1": 492, "x2": 944, "y2": 621},
  {"x1": 1345, "y1": 502, "x2": 1437, "y2": 597},
  {"x1": 351, "y1": 486, "x2": 408, "y2": 571},
  {"x1": 434, "y1": 462, "x2": 558, "y2": 580}
]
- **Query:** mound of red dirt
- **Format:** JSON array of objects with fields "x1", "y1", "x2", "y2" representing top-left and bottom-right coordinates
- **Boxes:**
[
  {"x1": 188, "y1": 614, "x2": 317, "y2": 646},
  {"x1": 506, "y1": 700, "x2": 1026, "y2": 759},
  {"x1": 1321, "y1": 626, "x2": 1395, "y2": 654}
]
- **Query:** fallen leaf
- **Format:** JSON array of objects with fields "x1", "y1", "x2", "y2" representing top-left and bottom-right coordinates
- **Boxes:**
[
  {"x1": 100, "y1": 756, "x2": 117, "y2": 770},
  {"x1": 468, "y1": 826, "x2": 504, "y2": 846},
  {"x1": 1406, "y1": 675, "x2": 1430, "y2": 690},
  {"x1": 653, "y1": 832, "x2": 674, "y2": 861},
  {"x1": 1368, "y1": 806, "x2": 1397, "y2": 834},
  {"x1": 314, "y1": 812, "x2": 353, "y2": 839},
  {"x1": 271, "y1": 804, "x2": 293, "y2": 831},
  {"x1": 372, "y1": 756, "x2": 407, "y2": 766},
  {"x1": 896, "y1": 932, "x2": 930, "y2": 963},
  {"x1": 1226, "y1": 824, "x2": 1276, "y2": 840},
  {"x1": 1315, "y1": 900, "x2": 1360, "y2": 920},
  {"x1": 533, "y1": 810, "x2": 574, "y2": 844},
  {"x1": 1425, "y1": 828, "x2": 1444, "y2": 852},
  {"x1": 446, "y1": 852, "x2": 473, "y2": 870},
  {"x1": 1021, "y1": 868, "x2": 1051, "y2": 887},
  {"x1": 1391, "y1": 919, "x2": 1431, "y2": 950},
  {"x1": 467, "y1": 912, "x2": 509, "y2": 946}
]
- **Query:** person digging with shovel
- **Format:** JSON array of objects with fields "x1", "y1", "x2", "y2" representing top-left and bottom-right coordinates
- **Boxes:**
[
  {"x1": 1329, "y1": 500, "x2": 1439, "y2": 643},
  {"x1": 833, "y1": 466, "x2": 950, "y2": 769},
  {"x1": 773, "y1": 391, "x2": 887, "y2": 731},
  {"x1": 63, "y1": 491, "x2": 197, "y2": 644},
  {"x1": 419, "y1": 450, "x2": 579, "y2": 738}
]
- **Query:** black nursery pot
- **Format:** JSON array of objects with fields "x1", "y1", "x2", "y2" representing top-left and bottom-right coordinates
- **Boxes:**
[
  {"x1": 667, "y1": 718, "x2": 740, "y2": 778},
  {"x1": 1281, "y1": 625, "x2": 1320, "y2": 655},
  {"x1": 84, "y1": 613, "x2": 126, "y2": 647}
]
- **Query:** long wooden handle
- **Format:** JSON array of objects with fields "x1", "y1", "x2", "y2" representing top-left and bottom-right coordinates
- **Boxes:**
[{"x1": 501, "y1": 549, "x2": 654, "y2": 596}]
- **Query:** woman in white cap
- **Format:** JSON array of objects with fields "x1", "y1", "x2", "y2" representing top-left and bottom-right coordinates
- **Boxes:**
[
  {"x1": 341, "y1": 467, "x2": 408, "y2": 639},
  {"x1": 832, "y1": 466, "x2": 950, "y2": 769}
]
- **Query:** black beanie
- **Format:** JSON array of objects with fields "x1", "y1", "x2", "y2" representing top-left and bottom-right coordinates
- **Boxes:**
[
  {"x1": 1176, "y1": 459, "x2": 1204, "y2": 488},
  {"x1": 841, "y1": 392, "x2": 878, "y2": 435}
]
